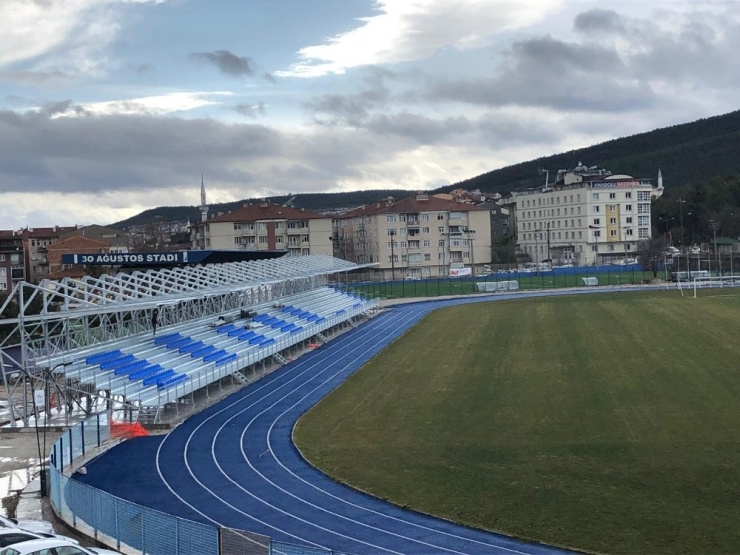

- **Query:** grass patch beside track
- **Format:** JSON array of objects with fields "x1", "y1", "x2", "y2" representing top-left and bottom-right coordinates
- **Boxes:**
[{"x1": 294, "y1": 291, "x2": 740, "y2": 554}]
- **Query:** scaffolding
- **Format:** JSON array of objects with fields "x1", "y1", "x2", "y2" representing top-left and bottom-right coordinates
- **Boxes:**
[{"x1": 0, "y1": 255, "x2": 373, "y2": 426}]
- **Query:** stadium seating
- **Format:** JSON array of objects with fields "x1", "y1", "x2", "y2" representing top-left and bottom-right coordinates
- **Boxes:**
[{"x1": 55, "y1": 287, "x2": 376, "y2": 410}]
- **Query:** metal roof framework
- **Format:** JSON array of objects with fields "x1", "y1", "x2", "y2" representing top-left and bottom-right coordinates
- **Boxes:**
[{"x1": 0, "y1": 255, "x2": 375, "y2": 424}]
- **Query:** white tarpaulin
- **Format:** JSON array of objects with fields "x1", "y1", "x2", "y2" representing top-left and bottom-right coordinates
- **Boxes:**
[
  {"x1": 449, "y1": 267, "x2": 472, "y2": 277},
  {"x1": 476, "y1": 281, "x2": 519, "y2": 292}
]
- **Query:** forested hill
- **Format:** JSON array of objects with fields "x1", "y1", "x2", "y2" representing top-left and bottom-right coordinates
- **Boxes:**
[
  {"x1": 445, "y1": 109, "x2": 740, "y2": 194},
  {"x1": 112, "y1": 189, "x2": 412, "y2": 229},
  {"x1": 113, "y1": 109, "x2": 740, "y2": 229}
]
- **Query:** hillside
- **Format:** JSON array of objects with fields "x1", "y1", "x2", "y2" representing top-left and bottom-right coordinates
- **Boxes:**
[
  {"x1": 445, "y1": 109, "x2": 740, "y2": 194},
  {"x1": 113, "y1": 109, "x2": 740, "y2": 229}
]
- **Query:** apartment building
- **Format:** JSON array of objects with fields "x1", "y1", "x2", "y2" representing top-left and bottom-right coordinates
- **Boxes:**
[
  {"x1": 20, "y1": 226, "x2": 78, "y2": 282},
  {"x1": 513, "y1": 164, "x2": 659, "y2": 266},
  {"x1": 191, "y1": 201, "x2": 332, "y2": 256},
  {"x1": 0, "y1": 231, "x2": 25, "y2": 293},
  {"x1": 46, "y1": 235, "x2": 112, "y2": 277},
  {"x1": 333, "y1": 193, "x2": 492, "y2": 279}
]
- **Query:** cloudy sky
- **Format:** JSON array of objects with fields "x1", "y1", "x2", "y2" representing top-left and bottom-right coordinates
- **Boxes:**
[{"x1": 1, "y1": 0, "x2": 739, "y2": 229}]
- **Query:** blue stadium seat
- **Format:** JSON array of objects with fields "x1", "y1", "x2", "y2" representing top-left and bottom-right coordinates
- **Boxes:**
[
  {"x1": 336, "y1": 309, "x2": 346, "y2": 315},
  {"x1": 316, "y1": 317, "x2": 326, "y2": 324},
  {"x1": 271, "y1": 319, "x2": 286, "y2": 329},
  {"x1": 259, "y1": 337, "x2": 275, "y2": 347},
  {"x1": 191, "y1": 345, "x2": 218, "y2": 358},
  {"x1": 290, "y1": 326, "x2": 303, "y2": 334},
  {"x1": 253, "y1": 314, "x2": 269, "y2": 322},
  {"x1": 281, "y1": 306, "x2": 294, "y2": 313},
  {"x1": 216, "y1": 323, "x2": 237, "y2": 334},
  {"x1": 99, "y1": 354, "x2": 135, "y2": 370},
  {"x1": 236, "y1": 330, "x2": 257, "y2": 341},
  {"x1": 298, "y1": 311, "x2": 311, "y2": 319},
  {"x1": 153, "y1": 332, "x2": 181, "y2": 346},
  {"x1": 249, "y1": 335, "x2": 265, "y2": 345},
  {"x1": 166, "y1": 337, "x2": 193, "y2": 349},
  {"x1": 143, "y1": 369, "x2": 176, "y2": 386},
  {"x1": 306, "y1": 315, "x2": 320, "y2": 323},
  {"x1": 353, "y1": 302, "x2": 362, "y2": 308},
  {"x1": 215, "y1": 353, "x2": 237, "y2": 365},
  {"x1": 262, "y1": 317, "x2": 278, "y2": 326},
  {"x1": 113, "y1": 360, "x2": 149, "y2": 376},
  {"x1": 129, "y1": 364, "x2": 163, "y2": 380},
  {"x1": 281, "y1": 323, "x2": 296, "y2": 332},
  {"x1": 289, "y1": 308, "x2": 303, "y2": 316},
  {"x1": 203, "y1": 349, "x2": 228, "y2": 362},
  {"x1": 178, "y1": 340, "x2": 204, "y2": 354},
  {"x1": 227, "y1": 327, "x2": 245, "y2": 337},
  {"x1": 85, "y1": 350, "x2": 122, "y2": 365},
  {"x1": 157, "y1": 374, "x2": 188, "y2": 389}
]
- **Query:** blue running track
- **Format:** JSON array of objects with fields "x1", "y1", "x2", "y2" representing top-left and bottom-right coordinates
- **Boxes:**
[{"x1": 76, "y1": 289, "x2": 643, "y2": 554}]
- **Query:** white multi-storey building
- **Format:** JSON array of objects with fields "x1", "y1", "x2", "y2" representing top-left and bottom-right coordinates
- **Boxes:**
[{"x1": 514, "y1": 164, "x2": 661, "y2": 266}]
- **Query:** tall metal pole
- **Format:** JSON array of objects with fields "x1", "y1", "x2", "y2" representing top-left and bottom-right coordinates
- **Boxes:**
[
  {"x1": 546, "y1": 222, "x2": 551, "y2": 265},
  {"x1": 678, "y1": 198, "x2": 686, "y2": 247},
  {"x1": 390, "y1": 230, "x2": 396, "y2": 281}
]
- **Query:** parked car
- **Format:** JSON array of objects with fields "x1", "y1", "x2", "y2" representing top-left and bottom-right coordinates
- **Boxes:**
[
  {"x1": 0, "y1": 517, "x2": 55, "y2": 537},
  {"x1": 0, "y1": 530, "x2": 78, "y2": 549},
  {"x1": 0, "y1": 538, "x2": 119, "y2": 555}
]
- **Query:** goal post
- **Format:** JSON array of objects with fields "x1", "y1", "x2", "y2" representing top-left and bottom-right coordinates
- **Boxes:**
[{"x1": 692, "y1": 275, "x2": 740, "y2": 298}]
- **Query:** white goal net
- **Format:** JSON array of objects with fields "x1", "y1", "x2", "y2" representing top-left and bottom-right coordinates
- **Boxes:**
[{"x1": 692, "y1": 275, "x2": 740, "y2": 298}]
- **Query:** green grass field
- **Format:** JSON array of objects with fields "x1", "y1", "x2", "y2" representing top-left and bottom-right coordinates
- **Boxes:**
[{"x1": 294, "y1": 291, "x2": 740, "y2": 554}]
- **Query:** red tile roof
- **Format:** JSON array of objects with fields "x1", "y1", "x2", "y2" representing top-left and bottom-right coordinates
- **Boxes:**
[
  {"x1": 338, "y1": 194, "x2": 485, "y2": 219},
  {"x1": 208, "y1": 202, "x2": 327, "y2": 223}
]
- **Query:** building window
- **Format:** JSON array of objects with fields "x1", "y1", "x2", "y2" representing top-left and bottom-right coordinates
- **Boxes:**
[
  {"x1": 609, "y1": 204, "x2": 617, "y2": 211},
  {"x1": 625, "y1": 204, "x2": 632, "y2": 211},
  {"x1": 438, "y1": 226, "x2": 445, "y2": 233},
  {"x1": 437, "y1": 213, "x2": 444, "y2": 220},
  {"x1": 423, "y1": 227, "x2": 430, "y2": 233},
  {"x1": 387, "y1": 229, "x2": 397, "y2": 236},
  {"x1": 577, "y1": 207, "x2": 581, "y2": 215},
  {"x1": 594, "y1": 206, "x2": 600, "y2": 213},
  {"x1": 401, "y1": 254, "x2": 408, "y2": 262},
  {"x1": 424, "y1": 253, "x2": 431, "y2": 261},
  {"x1": 558, "y1": 232, "x2": 561, "y2": 239},
  {"x1": 638, "y1": 215, "x2": 650, "y2": 226},
  {"x1": 388, "y1": 241, "x2": 398, "y2": 248},
  {"x1": 423, "y1": 240, "x2": 430, "y2": 247},
  {"x1": 610, "y1": 218, "x2": 617, "y2": 224},
  {"x1": 637, "y1": 191, "x2": 651, "y2": 202},
  {"x1": 609, "y1": 244, "x2": 615, "y2": 251},
  {"x1": 638, "y1": 203, "x2": 650, "y2": 214},
  {"x1": 593, "y1": 193, "x2": 600, "y2": 200},
  {"x1": 422, "y1": 214, "x2": 429, "y2": 221},
  {"x1": 592, "y1": 245, "x2": 598, "y2": 252},
  {"x1": 409, "y1": 253, "x2": 422, "y2": 263},
  {"x1": 276, "y1": 236, "x2": 284, "y2": 244},
  {"x1": 302, "y1": 248, "x2": 310, "y2": 255},
  {"x1": 386, "y1": 215, "x2": 397, "y2": 223},
  {"x1": 438, "y1": 240, "x2": 445, "y2": 247},
  {"x1": 594, "y1": 230, "x2": 601, "y2": 237},
  {"x1": 388, "y1": 255, "x2": 399, "y2": 263},
  {"x1": 609, "y1": 193, "x2": 616, "y2": 199},
  {"x1": 626, "y1": 217, "x2": 633, "y2": 224},
  {"x1": 626, "y1": 229, "x2": 633, "y2": 236},
  {"x1": 626, "y1": 243, "x2": 631, "y2": 250},
  {"x1": 610, "y1": 230, "x2": 617, "y2": 237},
  {"x1": 593, "y1": 218, "x2": 600, "y2": 225},
  {"x1": 438, "y1": 253, "x2": 445, "y2": 260},
  {"x1": 626, "y1": 192, "x2": 632, "y2": 199},
  {"x1": 259, "y1": 236, "x2": 268, "y2": 244},
  {"x1": 258, "y1": 222, "x2": 267, "y2": 230},
  {"x1": 638, "y1": 228, "x2": 649, "y2": 239},
  {"x1": 401, "y1": 241, "x2": 407, "y2": 249}
]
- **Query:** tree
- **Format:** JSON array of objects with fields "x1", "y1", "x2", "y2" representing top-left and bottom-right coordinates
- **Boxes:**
[{"x1": 638, "y1": 236, "x2": 667, "y2": 278}]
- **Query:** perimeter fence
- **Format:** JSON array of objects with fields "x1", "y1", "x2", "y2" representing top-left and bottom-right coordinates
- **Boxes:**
[
  {"x1": 49, "y1": 413, "x2": 354, "y2": 555},
  {"x1": 335, "y1": 265, "x2": 663, "y2": 299}
]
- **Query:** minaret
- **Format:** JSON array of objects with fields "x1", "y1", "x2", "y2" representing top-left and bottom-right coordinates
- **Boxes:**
[
  {"x1": 199, "y1": 174, "x2": 209, "y2": 222},
  {"x1": 657, "y1": 168, "x2": 663, "y2": 190}
]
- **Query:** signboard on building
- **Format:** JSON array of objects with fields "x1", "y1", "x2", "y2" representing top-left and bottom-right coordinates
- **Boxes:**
[
  {"x1": 591, "y1": 181, "x2": 643, "y2": 189},
  {"x1": 61, "y1": 252, "x2": 189, "y2": 265},
  {"x1": 449, "y1": 267, "x2": 472, "y2": 277}
]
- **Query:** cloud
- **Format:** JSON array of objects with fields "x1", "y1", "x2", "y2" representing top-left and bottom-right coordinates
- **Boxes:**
[
  {"x1": 39, "y1": 92, "x2": 233, "y2": 118},
  {"x1": 573, "y1": 9, "x2": 626, "y2": 34},
  {"x1": 0, "y1": 0, "x2": 163, "y2": 75},
  {"x1": 278, "y1": 0, "x2": 563, "y2": 78},
  {"x1": 233, "y1": 103, "x2": 266, "y2": 118},
  {"x1": 0, "y1": 69, "x2": 75, "y2": 84},
  {"x1": 189, "y1": 50, "x2": 255, "y2": 76}
]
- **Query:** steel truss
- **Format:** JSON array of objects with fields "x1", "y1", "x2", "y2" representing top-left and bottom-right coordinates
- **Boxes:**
[{"x1": 0, "y1": 255, "x2": 374, "y2": 426}]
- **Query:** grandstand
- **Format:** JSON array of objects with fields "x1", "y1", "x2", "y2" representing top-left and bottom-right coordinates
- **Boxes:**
[{"x1": 0, "y1": 255, "x2": 378, "y2": 425}]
